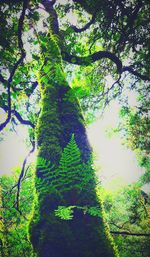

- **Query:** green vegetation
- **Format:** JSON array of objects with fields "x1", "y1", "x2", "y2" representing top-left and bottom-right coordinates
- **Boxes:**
[
  {"x1": 0, "y1": 167, "x2": 36, "y2": 257},
  {"x1": 0, "y1": 0, "x2": 149, "y2": 256}
]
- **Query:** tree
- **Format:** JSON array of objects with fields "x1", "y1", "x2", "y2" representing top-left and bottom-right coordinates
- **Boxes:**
[
  {"x1": 115, "y1": 105, "x2": 150, "y2": 185},
  {"x1": 0, "y1": 167, "x2": 36, "y2": 257},
  {"x1": 0, "y1": 0, "x2": 149, "y2": 256},
  {"x1": 100, "y1": 184, "x2": 150, "y2": 257}
]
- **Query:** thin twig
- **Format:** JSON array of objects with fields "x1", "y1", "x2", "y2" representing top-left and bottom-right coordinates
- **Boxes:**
[{"x1": 15, "y1": 139, "x2": 35, "y2": 214}]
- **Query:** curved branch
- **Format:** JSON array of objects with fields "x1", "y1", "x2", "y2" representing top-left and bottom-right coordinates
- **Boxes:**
[
  {"x1": 111, "y1": 231, "x2": 150, "y2": 237},
  {"x1": 62, "y1": 51, "x2": 150, "y2": 81},
  {"x1": 122, "y1": 66, "x2": 150, "y2": 81},
  {"x1": 70, "y1": 12, "x2": 97, "y2": 33},
  {"x1": 62, "y1": 51, "x2": 123, "y2": 73}
]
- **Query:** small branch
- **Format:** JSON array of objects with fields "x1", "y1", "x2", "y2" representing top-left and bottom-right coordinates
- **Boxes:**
[
  {"x1": 97, "y1": 74, "x2": 122, "y2": 104},
  {"x1": 111, "y1": 231, "x2": 150, "y2": 237},
  {"x1": 2, "y1": 105, "x2": 35, "y2": 128},
  {"x1": 11, "y1": 81, "x2": 38, "y2": 96},
  {"x1": 0, "y1": 73, "x2": 7, "y2": 84},
  {"x1": 70, "y1": 12, "x2": 97, "y2": 33},
  {"x1": 15, "y1": 139, "x2": 35, "y2": 213},
  {"x1": 116, "y1": 1, "x2": 142, "y2": 51},
  {"x1": 109, "y1": 221, "x2": 129, "y2": 230},
  {"x1": 12, "y1": 109, "x2": 35, "y2": 128},
  {"x1": 122, "y1": 66, "x2": 150, "y2": 81},
  {"x1": 25, "y1": 81, "x2": 38, "y2": 97}
]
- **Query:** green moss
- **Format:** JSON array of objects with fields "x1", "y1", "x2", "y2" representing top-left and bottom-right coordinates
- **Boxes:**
[{"x1": 31, "y1": 16, "x2": 119, "y2": 257}]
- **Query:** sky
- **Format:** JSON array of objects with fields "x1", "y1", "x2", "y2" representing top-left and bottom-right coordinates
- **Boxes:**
[
  {"x1": 87, "y1": 101, "x2": 145, "y2": 191},
  {"x1": 0, "y1": 100, "x2": 146, "y2": 192}
]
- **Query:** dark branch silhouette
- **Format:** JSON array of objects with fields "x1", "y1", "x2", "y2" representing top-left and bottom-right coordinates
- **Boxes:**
[
  {"x1": 0, "y1": 73, "x2": 7, "y2": 84},
  {"x1": 122, "y1": 66, "x2": 150, "y2": 81},
  {"x1": 0, "y1": 0, "x2": 28, "y2": 132},
  {"x1": 11, "y1": 81, "x2": 38, "y2": 97},
  {"x1": 42, "y1": 0, "x2": 59, "y2": 34},
  {"x1": 2, "y1": 105, "x2": 35, "y2": 128},
  {"x1": 62, "y1": 51, "x2": 150, "y2": 81},
  {"x1": 70, "y1": 12, "x2": 97, "y2": 33},
  {"x1": 15, "y1": 139, "x2": 35, "y2": 214},
  {"x1": 12, "y1": 109, "x2": 35, "y2": 128},
  {"x1": 111, "y1": 231, "x2": 150, "y2": 237},
  {"x1": 62, "y1": 51, "x2": 123, "y2": 73},
  {"x1": 116, "y1": 1, "x2": 143, "y2": 51}
]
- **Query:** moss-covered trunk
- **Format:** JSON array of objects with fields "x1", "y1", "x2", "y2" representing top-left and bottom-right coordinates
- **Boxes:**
[{"x1": 30, "y1": 26, "x2": 118, "y2": 257}]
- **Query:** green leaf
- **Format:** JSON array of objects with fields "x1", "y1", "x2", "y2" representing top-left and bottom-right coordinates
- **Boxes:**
[{"x1": 54, "y1": 206, "x2": 75, "y2": 220}]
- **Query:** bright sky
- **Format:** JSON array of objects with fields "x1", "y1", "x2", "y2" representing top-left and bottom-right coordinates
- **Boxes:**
[
  {"x1": 87, "y1": 101, "x2": 145, "y2": 191},
  {"x1": 0, "y1": 100, "x2": 146, "y2": 192}
]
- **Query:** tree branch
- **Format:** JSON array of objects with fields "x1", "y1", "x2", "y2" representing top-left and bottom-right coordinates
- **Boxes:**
[
  {"x1": 122, "y1": 66, "x2": 150, "y2": 81},
  {"x1": 25, "y1": 81, "x2": 38, "y2": 97},
  {"x1": 62, "y1": 51, "x2": 150, "y2": 81},
  {"x1": 116, "y1": 1, "x2": 142, "y2": 51},
  {"x1": 2, "y1": 105, "x2": 35, "y2": 128},
  {"x1": 0, "y1": 0, "x2": 28, "y2": 132},
  {"x1": 70, "y1": 12, "x2": 97, "y2": 33},
  {"x1": 41, "y1": 0, "x2": 59, "y2": 34},
  {"x1": 110, "y1": 231, "x2": 150, "y2": 237},
  {"x1": 15, "y1": 139, "x2": 35, "y2": 214},
  {"x1": 12, "y1": 109, "x2": 35, "y2": 128},
  {"x1": 0, "y1": 73, "x2": 7, "y2": 84},
  {"x1": 62, "y1": 51, "x2": 123, "y2": 73}
]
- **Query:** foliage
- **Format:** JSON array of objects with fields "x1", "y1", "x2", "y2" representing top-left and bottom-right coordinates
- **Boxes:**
[
  {"x1": 36, "y1": 134, "x2": 96, "y2": 197},
  {"x1": 113, "y1": 104, "x2": 150, "y2": 186},
  {"x1": 30, "y1": 134, "x2": 118, "y2": 257},
  {"x1": 54, "y1": 205, "x2": 75, "y2": 220},
  {"x1": 0, "y1": 166, "x2": 36, "y2": 257},
  {"x1": 100, "y1": 185, "x2": 150, "y2": 257},
  {"x1": 0, "y1": 0, "x2": 149, "y2": 256},
  {"x1": 119, "y1": 106, "x2": 150, "y2": 153}
]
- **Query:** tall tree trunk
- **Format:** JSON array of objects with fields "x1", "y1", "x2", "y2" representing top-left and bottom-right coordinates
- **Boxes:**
[{"x1": 30, "y1": 13, "x2": 118, "y2": 257}]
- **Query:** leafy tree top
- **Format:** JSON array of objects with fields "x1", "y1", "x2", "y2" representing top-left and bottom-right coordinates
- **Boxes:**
[{"x1": 0, "y1": 0, "x2": 149, "y2": 130}]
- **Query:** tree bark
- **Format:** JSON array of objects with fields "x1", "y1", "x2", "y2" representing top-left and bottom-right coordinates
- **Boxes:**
[{"x1": 29, "y1": 14, "x2": 118, "y2": 257}]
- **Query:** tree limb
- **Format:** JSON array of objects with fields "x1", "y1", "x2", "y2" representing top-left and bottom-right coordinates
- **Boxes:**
[
  {"x1": 0, "y1": 73, "x2": 7, "y2": 84},
  {"x1": 116, "y1": 1, "x2": 143, "y2": 51},
  {"x1": 15, "y1": 139, "x2": 35, "y2": 214},
  {"x1": 0, "y1": 0, "x2": 28, "y2": 132},
  {"x1": 2, "y1": 105, "x2": 35, "y2": 128},
  {"x1": 62, "y1": 51, "x2": 150, "y2": 81},
  {"x1": 122, "y1": 66, "x2": 150, "y2": 81},
  {"x1": 41, "y1": 0, "x2": 59, "y2": 34},
  {"x1": 62, "y1": 51, "x2": 123, "y2": 73},
  {"x1": 12, "y1": 109, "x2": 35, "y2": 128},
  {"x1": 110, "y1": 231, "x2": 150, "y2": 237},
  {"x1": 70, "y1": 12, "x2": 97, "y2": 33}
]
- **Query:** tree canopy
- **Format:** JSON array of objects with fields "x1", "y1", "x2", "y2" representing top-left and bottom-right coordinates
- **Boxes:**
[
  {"x1": 0, "y1": 0, "x2": 149, "y2": 256},
  {"x1": 0, "y1": 0, "x2": 149, "y2": 132}
]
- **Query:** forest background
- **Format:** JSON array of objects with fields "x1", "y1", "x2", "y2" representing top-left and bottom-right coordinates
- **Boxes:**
[{"x1": 0, "y1": 0, "x2": 150, "y2": 256}]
